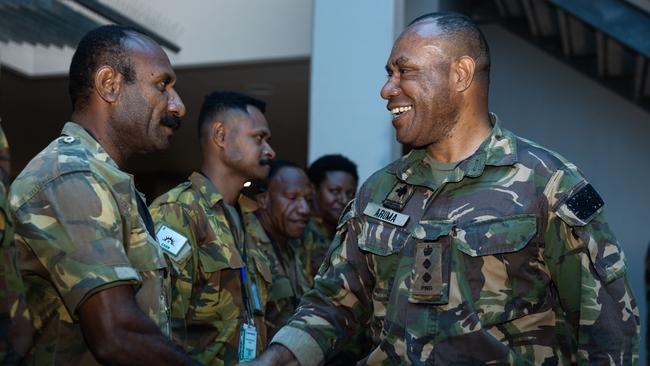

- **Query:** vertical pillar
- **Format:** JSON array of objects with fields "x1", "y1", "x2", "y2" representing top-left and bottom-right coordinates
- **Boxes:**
[
  {"x1": 308, "y1": 0, "x2": 445, "y2": 182},
  {"x1": 308, "y1": 0, "x2": 404, "y2": 182}
]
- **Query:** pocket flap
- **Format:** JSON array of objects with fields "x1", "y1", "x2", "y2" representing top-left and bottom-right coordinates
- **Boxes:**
[
  {"x1": 357, "y1": 220, "x2": 409, "y2": 256},
  {"x1": 198, "y1": 240, "x2": 243, "y2": 272},
  {"x1": 454, "y1": 214, "x2": 537, "y2": 257},
  {"x1": 411, "y1": 220, "x2": 455, "y2": 241}
]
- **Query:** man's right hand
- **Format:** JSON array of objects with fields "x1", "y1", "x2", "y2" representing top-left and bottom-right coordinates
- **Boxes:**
[{"x1": 236, "y1": 344, "x2": 299, "y2": 366}]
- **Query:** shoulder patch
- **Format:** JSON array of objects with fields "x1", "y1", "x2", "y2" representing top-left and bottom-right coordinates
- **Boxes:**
[
  {"x1": 566, "y1": 184, "x2": 603, "y2": 221},
  {"x1": 556, "y1": 183, "x2": 604, "y2": 226}
]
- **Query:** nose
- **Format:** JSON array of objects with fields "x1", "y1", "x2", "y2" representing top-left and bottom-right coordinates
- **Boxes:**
[
  {"x1": 380, "y1": 76, "x2": 400, "y2": 100},
  {"x1": 264, "y1": 142, "x2": 276, "y2": 161},
  {"x1": 168, "y1": 89, "x2": 186, "y2": 118},
  {"x1": 297, "y1": 197, "x2": 310, "y2": 215}
]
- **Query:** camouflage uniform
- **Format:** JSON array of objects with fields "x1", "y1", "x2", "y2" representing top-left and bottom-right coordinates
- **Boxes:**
[
  {"x1": 251, "y1": 221, "x2": 310, "y2": 338},
  {"x1": 0, "y1": 125, "x2": 33, "y2": 363},
  {"x1": 298, "y1": 217, "x2": 331, "y2": 287},
  {"x1": 272, "y1": 115, "x2": 639, "y2": 366},
  {"x1": 9, "y1": 122, "x2": 171, "y2": 365},
  {"x1": 149, "y1": 172, "x2": 272, "y2": 366}
]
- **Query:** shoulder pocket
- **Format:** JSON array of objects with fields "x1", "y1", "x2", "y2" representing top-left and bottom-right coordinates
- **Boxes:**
[{"x1": 454, "y1": 214, "x2": 537, "y2": 257}]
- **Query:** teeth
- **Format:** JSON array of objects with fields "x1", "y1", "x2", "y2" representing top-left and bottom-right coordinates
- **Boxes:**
[{"x1": 390, "y1": 105, "x2": 413, "y2": 115}]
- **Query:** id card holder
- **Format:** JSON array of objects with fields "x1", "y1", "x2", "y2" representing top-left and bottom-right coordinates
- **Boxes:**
[{"x1": 238, "y1": 323, "x2": 258, "y2": 362}]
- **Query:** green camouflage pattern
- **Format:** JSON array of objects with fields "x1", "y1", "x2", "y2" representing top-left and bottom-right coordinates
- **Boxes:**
[
  {"x1": 0, "y1": 125, "x2": 33, "y2": 364},
  {"x1": 251, "y1": 221, "x2": 310, "y2": 338},
  {"x1": 150, "y1": 173, "x2": 272, "y2": 366},
  {"x1": 9, "y1": 122, "x2": 170, "y2": 365},
  {"x1": 297, "y1": 217, "x2": 331, "y2": 287},
  {"x1": 273, "y1": 114, "x2": 639, "y2": 366}
]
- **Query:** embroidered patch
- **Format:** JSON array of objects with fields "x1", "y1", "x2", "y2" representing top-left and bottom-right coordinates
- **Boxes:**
[
  {"x1": 382, "y1": 182, "x2": 415, "y2": 212},
  {"x1": 566, "y1": 184, "x2": 604, "y2": 221},
  {"x1": 156, "y1": 225, "x2": 188, "y2": 256},
  {"x1": 363, "y1": 202, "x2": 410, "y2": 227},
  {"x1": 411, "y1": 241, "x2": 442, "y2": 297}
]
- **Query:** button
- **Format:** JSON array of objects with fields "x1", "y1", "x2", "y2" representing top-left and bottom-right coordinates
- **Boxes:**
[{"x1": 61, "y1": 136, "x2": 75, "y2": 144}]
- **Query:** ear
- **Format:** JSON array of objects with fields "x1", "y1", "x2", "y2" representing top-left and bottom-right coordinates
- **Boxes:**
[
  {"x1": 211, "y1": 121, "x2": 227, "y2": 148},
  {"x1": 94, "y1": 66, "x2": 124, "y2": 103},
  {"x1": 256, "y1": 191, "x2": 269, "y2": 209},
  {"x1": 452, "y1": 56, "x2": 476, "y2": 92}
]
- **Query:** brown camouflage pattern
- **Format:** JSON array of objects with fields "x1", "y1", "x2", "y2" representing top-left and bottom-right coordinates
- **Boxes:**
[
  {"x1": 272, "y1": 114, "x2": 639, "y2": 366},
  {"x1": 150, "y1": 172, "x2": 272, "y2": 366},
  {"x1": 9, "y1": 122, "x2": 170, "y2": 365},
  {"x1": 297, "y1": 217, "x2": 331, "y2": 288},
  {"x1": 0, "y1": 125, "x2": 33, "y2": 364}
]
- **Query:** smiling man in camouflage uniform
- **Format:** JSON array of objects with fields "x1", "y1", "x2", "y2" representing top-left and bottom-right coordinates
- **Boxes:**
[
  {"x1": 150, "y1": 91, "x2": 275, "y2": 365},
  {"x1": 246, "y1": 12, "x2": 639, "y2": 366},
  {"x1": 9, "y1": 25, "x2": 194, "y2": 365}
]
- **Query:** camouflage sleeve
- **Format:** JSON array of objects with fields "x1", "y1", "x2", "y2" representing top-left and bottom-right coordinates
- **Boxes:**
[
  {"x1": 12, "y1": 171, "x2": 141, "y2": 319},
  {"x1": 0, "y1": 127, "x2": 33, "y2": 362},
  {"x1": 271, "y1": 200, "x2": 374, "y2": 366},
  {"x1": 543, "y1": 171, "x2": 639, "y2": 364}
]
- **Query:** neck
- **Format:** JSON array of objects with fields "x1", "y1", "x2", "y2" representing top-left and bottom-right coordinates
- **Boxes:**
[
  {"x1": 201, "y1": 156, "x2": 245, "y2": 205},
  {"x1": 71, "y1": 111, "x2": 129, "y2": 168},
  {"x1": 425, "y1": 109, "x2": 491, "y2": 163}
]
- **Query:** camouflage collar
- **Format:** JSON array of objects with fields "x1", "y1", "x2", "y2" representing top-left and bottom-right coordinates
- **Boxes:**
[
  {"x1": 391, "y1": 113, "x2": 517, "y2": 190},
  {"x1": 189, "y1": 172, "x2": 224, "y2": 208},
  {"x1": 62, "y1": 122, "x2": 118, "y2": 169}
]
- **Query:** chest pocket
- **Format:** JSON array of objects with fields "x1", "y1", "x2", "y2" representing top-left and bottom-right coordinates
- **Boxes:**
[
  {"x1": 357, "y1": 218, "x2": 410, "y2": 316},
  {"x1": 452, "y1": 214, "x2": 545, "y2": 326},
  {"x1": 189, "y1": 239, "x2": 243, "y2": 321}
]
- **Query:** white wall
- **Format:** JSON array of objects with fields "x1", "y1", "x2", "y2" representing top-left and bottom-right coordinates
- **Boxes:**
[
  {"x1": 308, "y1": 0, "x2": 404, "y2": 183},
  {"x1": 0, "y1": 0, "x2": 313, "y2": 76},
  {"x1": 485, "y1": 24, "x2": 649, "y2": 363}
]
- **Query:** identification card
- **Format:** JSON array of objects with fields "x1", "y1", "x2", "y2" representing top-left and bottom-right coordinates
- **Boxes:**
[{"x1": 238, "y1": 323, "x2": 258, "y2": 362}]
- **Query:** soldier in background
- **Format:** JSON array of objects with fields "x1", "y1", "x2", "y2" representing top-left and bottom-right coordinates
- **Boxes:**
[
  {"x1": 9, "y1": 25, "x2": 193, "y2": 365},
  {"x1": 245, "y1": 12, "x2": 639, "y2": 366},
  {"x1": 0, "y1": 124, "x2": 33, "y2": 363},
  {"x1": 253, "y1": 160, "x2": 312, "y2": 338},
  {"x1": 150, "y1": 91, "x2": 275, "y2": 364},
  {"x1": 301, "y1": 154, "x2": 358, "y2": 284}
]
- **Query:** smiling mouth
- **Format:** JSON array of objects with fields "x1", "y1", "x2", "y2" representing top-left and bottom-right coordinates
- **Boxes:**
[{"x1": 390, "y1": 105, "x2": 413, "y2": 119}]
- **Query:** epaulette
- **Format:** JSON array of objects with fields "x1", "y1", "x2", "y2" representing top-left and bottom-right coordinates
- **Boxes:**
[{"x1": 56, "y1": 135, "x2": 91, "y2": 174}]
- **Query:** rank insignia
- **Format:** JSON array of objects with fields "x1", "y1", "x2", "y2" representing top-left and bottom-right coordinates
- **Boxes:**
[{"x1": 383, "y1": 182, "x2": 415, "y2": 212}]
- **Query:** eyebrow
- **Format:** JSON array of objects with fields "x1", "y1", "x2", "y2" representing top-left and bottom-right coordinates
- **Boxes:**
[{"x1": 386, "y1": 56, "x2": 411, "y2": 72}]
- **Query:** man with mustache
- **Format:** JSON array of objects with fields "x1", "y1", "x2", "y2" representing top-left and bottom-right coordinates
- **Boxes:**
[
  {"x1": 244, "y1": 12, "x2": 638, "y2": 366},
  {"x1": 9, "y1": 25, "x2": 193, "y2": 365},
  {"x1": 150, "y1": 91, "x2": 276, "y2": 365},
  {"x1": 252, "y1": 160, "x2": 312, "y2": 338}
]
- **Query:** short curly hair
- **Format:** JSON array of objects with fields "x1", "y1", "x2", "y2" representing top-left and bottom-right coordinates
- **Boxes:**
[{"x1": 307, "y1": 154, "x2": 358, "y2": 187}]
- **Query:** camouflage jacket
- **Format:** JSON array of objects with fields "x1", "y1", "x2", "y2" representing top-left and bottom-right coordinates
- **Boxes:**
[
  {"x1": 272, "y1": 115, "x2": 639, "y2": 366},
  {"x1": 250, "y1": 219, "x2": 310, "y2": 338},
  {"x1": 0, "y1": 125, "x2": 33, "y2": 364},
  {"x1": 150, "y1": 172, "x2": 272, "y2": 366},
  {"x1": 9, "y1": 122, "x2": 170, "y2": 365},
  {"x1": 297, "y1": 217, "x2": 332, "y2": 287}
]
